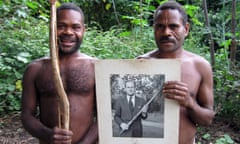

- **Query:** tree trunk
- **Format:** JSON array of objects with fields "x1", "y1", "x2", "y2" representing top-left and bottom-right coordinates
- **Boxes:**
[
  {"x1": 112, "y1": 0, "x2": 121, "y2": 26},
  {"x1": 202, "y1": 0, "x2": 215, "y2": 66},
  {"x1": 230, "y1": 0, "x2": 237, "y2": 68}
]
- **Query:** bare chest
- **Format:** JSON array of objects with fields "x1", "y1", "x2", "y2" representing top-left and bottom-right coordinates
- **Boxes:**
[
  {"x1": 35, "y1": 61, "x2": 95, "y2": 96},
  {"x1": 181, "y1": 62, "x2": 201, "y2": 98}
]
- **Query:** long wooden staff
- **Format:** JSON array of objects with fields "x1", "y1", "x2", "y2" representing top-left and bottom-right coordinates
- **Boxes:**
[{"x1": 49, "y1": 0, "x2": 70, "y2": 129}]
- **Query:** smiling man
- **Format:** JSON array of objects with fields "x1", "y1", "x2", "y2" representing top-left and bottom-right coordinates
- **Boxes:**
[
  {"x1": 138, "y1": 1, "x2": 215, "y2": 144},
  {"x1": 21, "y1": 3, "x2": 98, "y2": 144}
]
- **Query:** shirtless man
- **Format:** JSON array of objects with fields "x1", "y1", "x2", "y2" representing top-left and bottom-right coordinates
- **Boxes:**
[
  {"x1": 21, "y1": 3, "x2": 98, "y2": 144},
  {"x1": 138, "y1": 1, "x2": 215, "y2": 144}
]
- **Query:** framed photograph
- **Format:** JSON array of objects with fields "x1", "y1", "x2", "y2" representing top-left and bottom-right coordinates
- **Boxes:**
[{"x1": 95, "y1": 59, "x2": 180, "y2": 144}]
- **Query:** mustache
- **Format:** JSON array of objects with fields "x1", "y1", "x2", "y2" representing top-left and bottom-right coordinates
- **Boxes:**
[{"x1": 159, "y1": 36, "x2": 175, "y2": 42}]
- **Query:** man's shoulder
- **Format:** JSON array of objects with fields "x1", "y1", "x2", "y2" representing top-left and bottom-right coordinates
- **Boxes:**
[
  {"x1": 137, "y1": 50, "x2": 157, "y2": 59},
  {"x1": 183, "y1": 50, "x2": 212, "y2": 72},
  {"x1": 77, "y1": 52, "x2": 95, "y2": 58},
  {"x1": 184, "y1": 50, "x2": 210, "y2": 64},
  {"x1": 67, "y1": 54, "x2": 96, "y2": 68},
  {"x1": 76, "y1": 53, "x2": 98, "y2": 62},
  {"x1": 26, "y1": 57, "x2": 50, "y2": 68},
  {"x1": 23, "y1": 57, "x2": 50, "y2": 75},
  {"x1": 116, "y1": 95, "x2": 127, "y2": 102}
]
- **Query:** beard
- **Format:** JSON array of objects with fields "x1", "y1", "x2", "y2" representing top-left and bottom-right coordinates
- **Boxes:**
[{"x1": 58, "y1": 37, "x2": 82, "y2": 55}]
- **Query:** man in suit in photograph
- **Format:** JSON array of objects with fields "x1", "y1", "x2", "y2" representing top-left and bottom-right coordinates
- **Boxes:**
[{"x1": 114, "y1": 80, "x2": 147, "y2": 137}]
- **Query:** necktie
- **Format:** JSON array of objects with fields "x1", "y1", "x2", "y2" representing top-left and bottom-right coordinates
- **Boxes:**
[{"x1": 129, "y1": 96, "x2": 134, "y2": 114}]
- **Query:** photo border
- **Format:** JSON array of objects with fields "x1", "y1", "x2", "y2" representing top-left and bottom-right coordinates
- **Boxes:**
[{"x1": 95, "y1": 59, "x2": 180, "y2": 144}]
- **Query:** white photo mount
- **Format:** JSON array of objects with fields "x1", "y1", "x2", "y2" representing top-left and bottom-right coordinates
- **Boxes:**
[{"x1": 95, "y1": 59, "x2": 180, "y2": 144}]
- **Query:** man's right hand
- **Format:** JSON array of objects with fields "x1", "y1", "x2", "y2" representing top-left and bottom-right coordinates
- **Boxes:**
[
  {"x1": 120, "y1": 123, "x2": 129, "y2": 131},
  {"x1": 51, "y1": 127, "x2": 73, "y2": 144}
]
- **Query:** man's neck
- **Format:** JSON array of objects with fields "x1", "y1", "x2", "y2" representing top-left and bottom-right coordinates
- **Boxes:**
[
  {"x1": 154, "y1": 48, "x2": 184, "y2": 58},
  {"x1": 59, "y1": 51, "x2": 81, "y2": 60}
]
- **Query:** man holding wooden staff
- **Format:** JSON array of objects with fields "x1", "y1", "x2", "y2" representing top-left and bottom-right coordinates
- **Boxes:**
[{"x1": 21, "y1": 3, "x2": 98, "y2": 144}]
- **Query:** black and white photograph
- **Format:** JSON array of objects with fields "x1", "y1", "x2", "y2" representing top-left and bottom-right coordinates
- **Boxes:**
[
  {"x1": 111, "y1": 74, "x2": 165, "y2": 138},
  {"x1": 95, "y1": 59, "x2": 180, "y2": 144}
]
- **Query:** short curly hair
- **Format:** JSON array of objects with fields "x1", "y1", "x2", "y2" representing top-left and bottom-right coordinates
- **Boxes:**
[
  {"x1": 57, "y1": 3, "x2": 84, "y2": 22},
  {"x1": 153, "y1": 1, "x2": 188, "y2": 25}
]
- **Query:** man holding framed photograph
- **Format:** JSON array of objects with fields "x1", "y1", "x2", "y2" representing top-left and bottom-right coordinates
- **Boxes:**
[{"x1": 138, "y1": 1, "x2": 215, "y2": 144}]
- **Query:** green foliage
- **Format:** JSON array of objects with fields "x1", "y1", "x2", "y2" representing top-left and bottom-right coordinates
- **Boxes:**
[
  {"x1": 196, "y1": 133, "x2": 235, "y2": 144},
  {"x1": 202, "y1": 133, "x2": 211, "y2": 141},
  {"x1": 62, "y1": 0, "x2": 158, "y2": 30},
  {"x1": 0, "y1": 0, "x2": 49, "y2": 114},
  {"x1": 184, "y1": 4, "x2": 203, "y2": 26},
  {"x1": 82, "y1": 26, "x2": 155, "y2": 59},
  {"x1": 82, "y1": 27, "x2": 137, "y2": 58},
  {"x1": 214, "y1": 48, "x2": 240, "y2": 127},
  {"x1": 215, "y1": 134, "x2": 234, "y2": 144},
  {"x1": 0, "y1": 0, "x2": 239, "y2": 135}
]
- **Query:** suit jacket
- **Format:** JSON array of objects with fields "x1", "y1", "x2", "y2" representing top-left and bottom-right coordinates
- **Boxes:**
[{"x1": 114, "y1": 95, "x2": 147, "y2": 137}]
